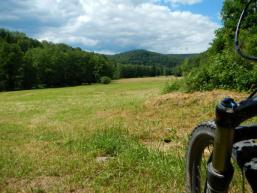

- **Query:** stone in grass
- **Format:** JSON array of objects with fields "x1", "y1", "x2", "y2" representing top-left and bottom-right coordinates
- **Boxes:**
[{"x1": 96, "y1": 156, "x2": 113, "y2": 163}]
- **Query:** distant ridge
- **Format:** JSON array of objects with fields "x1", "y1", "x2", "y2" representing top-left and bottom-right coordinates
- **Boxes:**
[{"x1": 107, "y1": 49, "x2": 198, "y2": 67}]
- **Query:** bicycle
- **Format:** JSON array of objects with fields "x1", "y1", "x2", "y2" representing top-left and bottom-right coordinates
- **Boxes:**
[{"x1": 186, "y1": 0, "x2": 257, "y2": 192}]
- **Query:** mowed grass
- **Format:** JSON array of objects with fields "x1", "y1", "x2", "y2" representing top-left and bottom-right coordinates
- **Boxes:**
[{"x1": 0, "y1": 77, "x2": 253, "y2": 193}]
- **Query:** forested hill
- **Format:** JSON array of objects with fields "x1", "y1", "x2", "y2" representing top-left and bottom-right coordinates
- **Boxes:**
[{"x1": 107, "y1": 49, "x2": 198, "y2": 67}]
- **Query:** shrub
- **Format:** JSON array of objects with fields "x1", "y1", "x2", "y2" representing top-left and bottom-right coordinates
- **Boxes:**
[
  {"x1": 162, "y1": 79, "x2": 187, "y2": 93},
  {"x1": 100, "y1": 76, "x2": 111, "y2": 84},
  {"x1": 183, "y1": 50, "x2": 257, "y2": 92}
]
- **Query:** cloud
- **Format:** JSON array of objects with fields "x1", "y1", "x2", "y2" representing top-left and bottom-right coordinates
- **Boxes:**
[
  {"x1": 0, "y1": 0, "x2": 219, "y2": 54},
  {"x1": 38, "y1": 32, "x2": 98, "y2": 47}
]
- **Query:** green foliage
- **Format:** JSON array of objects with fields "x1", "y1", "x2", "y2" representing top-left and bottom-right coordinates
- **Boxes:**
[
  {"x1": 173, "y1": 0, "x2": 257, "y2": 92},
  {"x1": 100, "y1": 76, "x2": 111, "y2": 84},
  {"x1": 163, "y1": 78, "x2": 187, "y2": 93},
  {"x1": 115, "y1": 64, "x2": 169, "y2": 78},
  {"x1": 175, "y1": 53, "x2": 207, "y2": 76},
  {"x1": 0, "y1": 29, "x2": 114, "y2": 91},
  {"x1": 0, "y1": 41, "x2": 23, "y2": 90},
  {"x1": 184, "y1": 51, "x2": 255, "y2": 91}
]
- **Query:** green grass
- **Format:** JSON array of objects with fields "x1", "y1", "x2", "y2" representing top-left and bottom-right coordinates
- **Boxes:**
[
  {"x1": 0, "y1": 76, "x2": 254, "y2": 192},
  {"x1": 0, "y1": 77, "x2": 186, "y2": 193}
]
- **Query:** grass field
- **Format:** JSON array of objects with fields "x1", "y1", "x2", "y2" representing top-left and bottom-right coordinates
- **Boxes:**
[{"x1": 0, "y1": 77, "x2": 252, "y2": 193}]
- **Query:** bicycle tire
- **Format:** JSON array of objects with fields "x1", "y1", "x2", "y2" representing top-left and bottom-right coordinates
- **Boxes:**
[{"x1": 186, "y1": 121, "x2": 216, "y2": 193}]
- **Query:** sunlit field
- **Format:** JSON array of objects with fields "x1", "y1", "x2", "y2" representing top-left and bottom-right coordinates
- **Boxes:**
[{"x1": 0, "y1": 77, "x2": 253, "y2": 193}]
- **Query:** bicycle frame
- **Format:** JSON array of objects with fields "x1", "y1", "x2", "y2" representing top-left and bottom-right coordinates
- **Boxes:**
[{"x1": 206, "y1": 97, "x2": 257, "y2": 193}]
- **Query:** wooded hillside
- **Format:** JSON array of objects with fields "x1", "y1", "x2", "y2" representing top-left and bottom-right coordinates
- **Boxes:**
[{"x1": 108, "y1": 49, "x2": 197, "y2": 68}]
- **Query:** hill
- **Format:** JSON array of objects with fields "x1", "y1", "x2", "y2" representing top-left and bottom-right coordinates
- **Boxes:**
[{"x1": 107, "y1": 49, "x2": 198, "y2": 68}]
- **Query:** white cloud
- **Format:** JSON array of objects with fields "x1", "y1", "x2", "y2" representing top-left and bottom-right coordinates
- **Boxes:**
[
  {"x1": 1, "y1": 0, "x2": 219, "y2": 54},
  {"x1": 38, "y1": 32, "x2": 98, "y2": 47}
]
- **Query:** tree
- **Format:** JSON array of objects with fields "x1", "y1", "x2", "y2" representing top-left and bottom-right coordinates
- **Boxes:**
[{"x1": 0, "y1": 41, "x2": 23, "y2": 90}]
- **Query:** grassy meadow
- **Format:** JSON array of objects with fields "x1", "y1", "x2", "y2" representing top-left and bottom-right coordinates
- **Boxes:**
[{"x1": 0, "y1": 77, "x2": 252, "y2": 193}]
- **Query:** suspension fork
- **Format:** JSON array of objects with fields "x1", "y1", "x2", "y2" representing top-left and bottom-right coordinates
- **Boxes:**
[{"x1": 206, "y1": 98, "x2": 237, "y2": 193}]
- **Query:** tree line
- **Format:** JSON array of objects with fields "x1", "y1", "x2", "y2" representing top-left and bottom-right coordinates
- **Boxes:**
[
  {"x1": 0, "y1": 29, "x2": 114, "y2": 91},
  {"x1": 115, "y1": 64, "x2": 173, "y2": 79},
  {"x1": 0, "y1": 29, "x2": 177, "y2": 91}
]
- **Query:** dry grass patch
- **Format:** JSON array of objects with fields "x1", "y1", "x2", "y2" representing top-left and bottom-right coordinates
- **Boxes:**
[{"x1": 135, "y1": 90, "x2": 247, "y2": 151}]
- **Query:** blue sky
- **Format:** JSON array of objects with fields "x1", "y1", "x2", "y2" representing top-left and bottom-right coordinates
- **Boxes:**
[
  {"x1": 0, "y1": 0, "x2": 224, "y2": 54},
  {"x1": 175, "y1": 0, "x2": 224, "y2": 24}
]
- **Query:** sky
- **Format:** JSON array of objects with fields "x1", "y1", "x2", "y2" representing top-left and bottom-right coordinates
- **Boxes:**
[{"x1": 0, "y1": 0, "x2": 224, "y2": 54}]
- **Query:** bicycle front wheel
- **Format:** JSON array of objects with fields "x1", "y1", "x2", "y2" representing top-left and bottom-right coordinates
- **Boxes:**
[{"x1": 186, "y1": 122, "x2": 216, "y2": 193}]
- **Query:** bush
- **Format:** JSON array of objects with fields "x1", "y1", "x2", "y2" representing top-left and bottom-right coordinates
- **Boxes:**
[
  {"x1": 183, "y1": 50, "x2": 257, "y2": 92},
  {"x1": 100, "y1": 76, "x2": 111, "y2": 84},
  {"x1": 162, "y1": 79, "x2": 187, "y2": 93}
]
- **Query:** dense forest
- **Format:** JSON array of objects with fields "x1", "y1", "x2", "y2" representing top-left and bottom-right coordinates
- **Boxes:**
[
  {"x1": 0, "y1": 29, "x2": 114, "y2": 91},
  {"x1": 0, "y1": 29, "x2": 192, "y2": 91},
  {"x1": 167, "y1": 0, "x2": 257, "y2": 92},
  {"x1": 115, "y1": 64, "x2": 171, "y2": 79}
]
